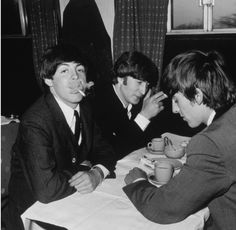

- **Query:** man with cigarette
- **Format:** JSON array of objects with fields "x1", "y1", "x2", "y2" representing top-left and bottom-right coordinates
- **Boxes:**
[
  {"x1": 93, "y1": 51, "x2": 167, "y2": 160},
  {"x1": 8, "y1": 44, "x2": 116, "y2": 230}
]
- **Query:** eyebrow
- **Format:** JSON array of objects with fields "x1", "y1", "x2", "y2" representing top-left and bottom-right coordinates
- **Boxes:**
[{"x1": 58, "y1": 63, "x2": 84, "y2": 68}]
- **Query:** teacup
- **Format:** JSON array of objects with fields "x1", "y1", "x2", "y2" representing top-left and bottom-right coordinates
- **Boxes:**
[
  {"x1": 154, "y1": 162, "x2": 174, "y2": 184},
  {"x1": 147, "y1": 138, "x2": 165, "y2": 152},
  {"x1": 164, "y1": 145, "x2": 185, "y2": 159}
]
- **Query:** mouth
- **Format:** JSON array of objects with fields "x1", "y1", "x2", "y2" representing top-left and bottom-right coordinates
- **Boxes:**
[{"x1": 70, "y1": 89, "x2": 85, "y2": 97}]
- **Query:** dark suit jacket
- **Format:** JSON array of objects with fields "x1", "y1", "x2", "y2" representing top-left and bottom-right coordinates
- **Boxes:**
[
  {"x1": 8, "y1": 93, "x2": 116, "y2": 219},
  {"x1": 123, "y1": 104, "x2": 236, "y2": 230},
  {"x1": 92, "y1": 84, "x2": 151, "y2": 160}
]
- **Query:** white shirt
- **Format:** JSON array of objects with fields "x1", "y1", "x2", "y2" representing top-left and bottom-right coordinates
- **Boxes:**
[
  {"x1": 207, "y1": 110, "x2": 216, "y2": 126},
  {"x1": 52, "y1": 94, "x2": 109, "y2": 178},
  {"x1": 112, "y1": 85, "x2": 150, "y2": 131}
]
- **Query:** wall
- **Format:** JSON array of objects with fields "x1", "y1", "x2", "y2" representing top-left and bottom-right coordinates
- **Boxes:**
[{"x1": 2, "y1": 1, "x2": 236, "y2": 119}]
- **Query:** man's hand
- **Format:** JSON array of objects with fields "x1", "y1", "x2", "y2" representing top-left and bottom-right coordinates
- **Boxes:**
[
  {"x1": 69, "y1": 168, "x2": 102, "y2": 194},
  {"x1": 124, "y1": 167, "x2": 148, "y2": 185},
  {"x1": 140, "y1": 90, "x2": 167, "y2": 120}
]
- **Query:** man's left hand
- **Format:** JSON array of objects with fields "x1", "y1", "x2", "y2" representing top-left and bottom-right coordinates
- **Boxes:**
[
  {"x1": 124, "y1": 167, "x2": 148, "y2": 185},
  {"x1": 69, "y1": 168, "x2": 102, "y2": 194}
]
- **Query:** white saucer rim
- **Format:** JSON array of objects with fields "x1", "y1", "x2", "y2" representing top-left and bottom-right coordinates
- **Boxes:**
[
  {"x1": 148, "y1": 175, "x2": 167, "y2": 185},
  {"x1": 146, "y1": 147, "x2": 164, "y2": 155}
]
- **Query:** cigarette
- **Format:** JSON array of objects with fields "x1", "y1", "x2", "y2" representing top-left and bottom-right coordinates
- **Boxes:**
[{"x1": 78, "y1": 89, "x2": 85, "y2": 97}]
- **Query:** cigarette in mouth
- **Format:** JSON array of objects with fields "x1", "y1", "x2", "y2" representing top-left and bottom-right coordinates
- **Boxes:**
[{"x1": 78, "y1": 89, "x2": 85, "y2": 97}]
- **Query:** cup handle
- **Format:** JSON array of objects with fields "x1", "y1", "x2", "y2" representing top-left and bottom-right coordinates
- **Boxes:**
[{"x1": 147, "y1": 142, "x2": 152, "y2": 149}]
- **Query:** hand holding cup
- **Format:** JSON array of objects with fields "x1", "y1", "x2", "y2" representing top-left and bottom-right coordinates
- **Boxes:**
[{"x1": 154, "y1": 162, "x2": 174, "y2": 184}]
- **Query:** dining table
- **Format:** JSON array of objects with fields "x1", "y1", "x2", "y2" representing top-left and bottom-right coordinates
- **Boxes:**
[{"x1": 21, "y1": 133, "x2": 210, "y2": 230}]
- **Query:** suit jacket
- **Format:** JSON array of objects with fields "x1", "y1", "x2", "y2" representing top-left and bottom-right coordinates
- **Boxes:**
[
  {"x1": 123, "y1": 104, "x2": 236, "y2": 230},
  {"x1": 92, "y1": 84, "x2": 150, "y2": 160},
  {"x1": 8, "y1": 93, "x2": 116, "y2": 216}
]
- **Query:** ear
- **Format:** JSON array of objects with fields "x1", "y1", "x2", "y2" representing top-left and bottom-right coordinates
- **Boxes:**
[
  {"x1": 195, "y1": 88, "x2": 203, "y2": 105},
  {"x1": 44, "y1": 78, "x2": 53, "y2": 87},
  {"x1": 117, "y1": 77, "x2": 124, "y2": 85}
]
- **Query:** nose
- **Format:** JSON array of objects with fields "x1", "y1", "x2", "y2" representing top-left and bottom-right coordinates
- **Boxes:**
[
  {"x1": 71, "y1": 71, "x2": 79, "y2": 80},
  {"x1": 172, "y1": 99, "x2": 179, "y2": 114},
  {"x1": 140, "y1": 82, "x2": 148, "y2": 95}
]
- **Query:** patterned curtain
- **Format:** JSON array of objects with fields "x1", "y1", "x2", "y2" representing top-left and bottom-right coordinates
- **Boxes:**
[
  {"x1": 28, "y1": 0, "x2": 61, "y2": 90},
  {"x1": 113, "y1": 0, "x2": 169, "y2": 79}
]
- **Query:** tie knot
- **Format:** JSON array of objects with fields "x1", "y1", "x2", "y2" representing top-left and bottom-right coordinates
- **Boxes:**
[
  {"x1": 74, "y1": 110, "x2": 79, "y2": 119},
  {"x1": 126, "y1": 104, "x2": 132, "y2": 119}
]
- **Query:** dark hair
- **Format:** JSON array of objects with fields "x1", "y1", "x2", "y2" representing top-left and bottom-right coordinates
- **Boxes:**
[
  {"x1": 161, "y1": 50, "x2": 236, "y2": 110},
  {"x1": 113, "y1": 51, "x2": 158, "y2": 87},
  {"x1": 40, "y1": 44, "x2": 88, "y2": 80}
]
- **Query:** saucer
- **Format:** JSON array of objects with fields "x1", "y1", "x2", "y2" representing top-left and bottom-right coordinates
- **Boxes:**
[
  {"x1": 148, "y1": 175, "x2": 167, "y2": 186},
  {"x1": 152, "y1": 158, "x2": 183, "y2": 170},
  {"x1": 146, "y1": 147, "x2": 164, "y2": 155}
]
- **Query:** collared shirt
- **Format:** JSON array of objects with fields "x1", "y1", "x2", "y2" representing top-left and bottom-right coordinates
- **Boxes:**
[
  {"x1": 207, "y1": 110, "x2": 216, "y2": 126},
  {"x1": 52, "y1": 93, "x2": 109, "y2": 178},
  {"x1": 112, "y1": 85, "x2": 150, "y2": 131},
  {"x1": 53, "y1": 95, "x2": 81, "y2": 143}
]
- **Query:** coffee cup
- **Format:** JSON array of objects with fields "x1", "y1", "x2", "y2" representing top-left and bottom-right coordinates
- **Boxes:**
[
  {"x1": 154, "y1": 162, "x2": 174, "y2": 184},
  {"x1": 147, "y1": 138, "x2": 164, "y2": 152}
]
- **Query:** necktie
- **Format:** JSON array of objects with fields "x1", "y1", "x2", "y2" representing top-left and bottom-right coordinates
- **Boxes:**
[
  {"x1": 74, "y1": 110, "x2": 81, "y2": 143},
  {"x1": 126, "y1": 105, "x2": 132, "y2": 119}
]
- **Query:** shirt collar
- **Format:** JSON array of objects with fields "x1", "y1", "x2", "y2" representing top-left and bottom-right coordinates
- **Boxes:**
[
  {"x1": 53, "y1": 94, "x2": 80, "y2": 127},
  {"x1": 207, "y1": 110, "x2": 216, "y2": 126},
  {"x1": 112, "y1": 84, "x2": 132, "y2": 111}
]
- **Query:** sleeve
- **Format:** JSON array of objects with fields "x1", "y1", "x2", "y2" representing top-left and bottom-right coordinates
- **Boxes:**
[
  {"x1": 123, "y1": 134, "x2": 232, "y2": 224},
  {"x1": 89, "y1": 120, "x2": 116, "y2": 175},
  {"x1": 18, "y1": 120, "x2": 76, "y2": 204},
  {"x1": 134, "y1": 113, "x2": 150, "y2": 131}
]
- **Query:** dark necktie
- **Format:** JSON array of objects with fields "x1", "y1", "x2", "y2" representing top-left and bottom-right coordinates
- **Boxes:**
[
  {"x1": 126, "y1": 105, "x2": 132, "y2": 119},
  {"x1": 74, "y1": 110, "x2": 81, "y2": 143}
]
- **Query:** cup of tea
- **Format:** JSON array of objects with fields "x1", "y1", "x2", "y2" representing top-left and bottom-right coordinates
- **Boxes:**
[
  {"x1": 147, "y1": 138, "x2": 165, "y2": 152},
  {"x1": 154, "y1": 162, "x2": 174, "y2": 184},
  {"x1": 164, "y1": 146, "x2": 185, "y2": 159}
]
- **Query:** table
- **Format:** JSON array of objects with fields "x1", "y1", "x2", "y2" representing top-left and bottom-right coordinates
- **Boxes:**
[{"x1": 21, "y1": 139, "x2": 210, "y2": 230}]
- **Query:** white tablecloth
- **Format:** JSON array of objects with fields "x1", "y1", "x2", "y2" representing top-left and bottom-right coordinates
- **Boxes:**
[{"x1": 21, "y1": 138, "x2": 210, "y2": 230}]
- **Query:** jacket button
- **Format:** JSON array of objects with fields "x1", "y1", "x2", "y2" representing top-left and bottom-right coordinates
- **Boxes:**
[{"x1": 72, "y1": 157, "x2": 76, "y2": 163}]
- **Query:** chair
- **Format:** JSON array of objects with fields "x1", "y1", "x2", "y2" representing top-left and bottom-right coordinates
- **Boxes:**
[{"x1": 1, "y1": 122, "x2": 19, "y2": 229}]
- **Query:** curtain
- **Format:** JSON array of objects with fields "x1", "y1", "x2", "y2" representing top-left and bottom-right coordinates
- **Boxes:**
[
  {"x1": 28, "y1": 0, "x2": 61, "y2": 90},
  {"x1": 113, "y1": 0, "x2": 169, "y2": 79},
  {"x1": 61, "y1": 0, "x2": 113, "y2": 85}
]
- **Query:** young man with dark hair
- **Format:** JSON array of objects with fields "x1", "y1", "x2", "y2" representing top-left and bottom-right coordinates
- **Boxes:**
[
  {"x1": 8, "y1": 44, "x2": 116, "y2": 230},
  {"x1": 93, "y1": 51, "x2": 167, "y2": 160},
  {"x1": 123, "y1": 50, "x2": 236, "y2": 230}
]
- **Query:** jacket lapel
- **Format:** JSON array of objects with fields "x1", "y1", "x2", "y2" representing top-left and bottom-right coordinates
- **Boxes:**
[{"x1": 44, "y1": 93, "x2": 78, "y2": 149}]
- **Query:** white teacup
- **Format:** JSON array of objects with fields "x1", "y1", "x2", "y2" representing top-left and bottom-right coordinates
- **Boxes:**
[
  {"x1": 154, "y1": 162, "x2": 174, "y2": 184},
  {"x1": 164, "y1": 146, "x2": 185, "y2": 159},
  {"x1": 147, "y1": 138, "x2": 165, "y2": 152}
]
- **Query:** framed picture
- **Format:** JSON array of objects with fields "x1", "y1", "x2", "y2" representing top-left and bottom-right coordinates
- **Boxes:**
[{"x1": 2, "y1": 0, "x2": 29, "y2": 37}]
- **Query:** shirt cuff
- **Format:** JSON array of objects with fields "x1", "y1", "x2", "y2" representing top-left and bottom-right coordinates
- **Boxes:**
[
  {"x1": 132, "y1": 178, "x2": 147, "y2": 183},
  {"x1": 134, "y1": 113, "x2": 150, "y2": 131},
  {"x1": 92, "y1": 164, "x2": 109, "y2": 179}
]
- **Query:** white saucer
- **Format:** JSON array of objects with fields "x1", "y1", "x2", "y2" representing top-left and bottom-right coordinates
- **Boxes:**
[
  {"x1": 148, "y1": 175, "x2": 167, "y2": 186},
  {"x1": 155, "y1": 158, "x2": 182, "y2": 170},
  {"x1": 146, "y1": 147, "x2": 164, "y2": 155}
]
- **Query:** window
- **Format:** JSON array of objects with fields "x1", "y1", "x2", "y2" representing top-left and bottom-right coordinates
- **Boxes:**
[{"x1": 167, "y1": 0, "x2": 236, "y2": 34}]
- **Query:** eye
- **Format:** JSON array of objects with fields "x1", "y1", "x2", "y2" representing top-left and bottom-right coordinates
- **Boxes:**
[
  {"x1": 76, "y1": 66, "x2": 85, "y2": 73},
  {"x1": 60, "y1": 69, "x2": 69, "y2": 74}
]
